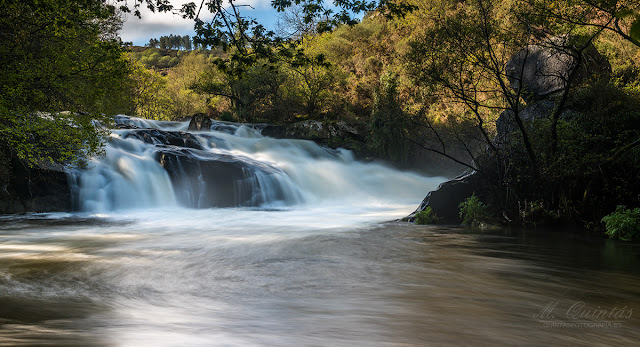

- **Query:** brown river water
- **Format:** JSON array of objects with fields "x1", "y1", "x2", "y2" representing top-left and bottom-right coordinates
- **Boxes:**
[{"x1": 0, "y1": 209, "x2": 638, "y2": 346}]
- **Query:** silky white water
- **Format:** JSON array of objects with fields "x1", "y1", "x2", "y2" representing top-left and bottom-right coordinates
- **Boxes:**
[{"x1": 72, "y1": 116, "x2": 444, "y2": 216}]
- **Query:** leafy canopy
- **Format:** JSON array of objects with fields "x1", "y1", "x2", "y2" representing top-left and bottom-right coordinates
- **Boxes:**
[{"x1": 0, "y1": 0, "x2": 133, "y2": 167}]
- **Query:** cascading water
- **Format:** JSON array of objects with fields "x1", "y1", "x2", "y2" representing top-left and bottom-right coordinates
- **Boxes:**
[{"x1": 71, "y1": 115, "x2": 443, "y2": 214}]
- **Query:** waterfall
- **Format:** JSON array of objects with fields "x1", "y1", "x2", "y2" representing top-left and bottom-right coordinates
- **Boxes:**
[{"x1": 71, "y1": 116, "x2": 441, "y2": 212}]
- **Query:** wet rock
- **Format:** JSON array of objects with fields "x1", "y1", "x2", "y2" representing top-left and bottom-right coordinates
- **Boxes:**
[
  {"x1": 122, "y1": 129, "x2": 204, "y2": 150},
  {"x1": 155, "y1": 147, "x2": 294, "y2": 208},
  {"x1": 0, "y1": 157, "x2": 71, "y2": 213},
  {"x1": 405, "y1": 171, "x2": 479, "y2": 224},
  {"x1": 261, "y1": 120, "x2": 366, "y2": 152},
  {"x1": 188, "y1": 113, "x2": 212, "y2": 132}
]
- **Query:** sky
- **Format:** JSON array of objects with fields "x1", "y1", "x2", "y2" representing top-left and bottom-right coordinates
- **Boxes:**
[{"x1": 119, "y1": 0, "x2": 281, "y2": 46}]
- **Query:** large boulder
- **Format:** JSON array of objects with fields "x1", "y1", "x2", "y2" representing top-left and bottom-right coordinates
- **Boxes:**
[
  {"x1": 156, "y1": 146, "x2": 298, "y2": 208},
  {"x1": 122, "y1": 129, "x2": 204, "y2": 150},
  {"x1": 0, "y1": 157, "x2": 72, "y2": 213},
  {"x1": 505, "y1": 36, "x2": 610, "y2": 100},
  {"x1": 405, "y1": 170, "x2": 479, "y2": 224},
  {"x1": 188, "y1": 113, "x2": 213, "y2": 132}
]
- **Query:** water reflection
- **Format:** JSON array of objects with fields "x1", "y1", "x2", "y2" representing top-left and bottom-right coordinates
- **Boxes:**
[{"x1": 0, "y1": 214, "x2": 639, "y2": 346}]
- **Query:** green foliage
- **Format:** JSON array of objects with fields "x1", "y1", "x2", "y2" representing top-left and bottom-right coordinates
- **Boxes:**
[
  {"x1": 130, "y1": 62, "x2": 171, "y2": 119},
  {"x1": 130, "y1": 52, "x2": 211, "y2": 120},
  {"x1": 0, "y1": 0, "x2": 133, "y2": 168},
  {"x1": 195, "y1": 55, "x2": 289, "y2": 123},
  {"x1": 368, "y1": 73, "x2": 410, "y2": 162},
  {"x1": 130, "y1": 47, "x2": 189, "y2": 70},
  {"x1": 459, "y1": 194, "x2": 491, "y2": 227},
  {"x1": 631, "y1": 20, "x2": 640, "y2": 42},
  {"x1": 601, "y1": 206, "x2": 640, "y2": 241},
  {"x1": 218, "y1": 111, "x2": 236, "y2": 122},
  {"x1": 415, "y1": 206, "x2": 439, "y2": 224}
]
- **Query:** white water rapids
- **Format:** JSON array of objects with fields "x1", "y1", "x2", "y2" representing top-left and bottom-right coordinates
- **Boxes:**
[{"x1": 70, "y1": 116, "x2": 444, "y2": 219}]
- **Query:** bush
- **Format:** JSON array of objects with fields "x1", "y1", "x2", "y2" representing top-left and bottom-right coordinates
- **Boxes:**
[
  {"x1": 601, "y1": 205, "x2": 640, "y2": 241},
  {"x1": 459, "y1": 194, "x2": 491, "y2": 226},
  {"x1": 415, "y1": 206, "x2": 438, "y2": 224},
  {"x1": 218, "y1": 111, "x2": 235, "y2": 122}
]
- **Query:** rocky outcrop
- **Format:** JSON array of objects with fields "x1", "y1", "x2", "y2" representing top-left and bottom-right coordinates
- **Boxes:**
[
  {"x1": 505, "y1": 36, "x2": 610, "y2": 101},
  {"x1": 0, "y1": 157, "x2": 72, "y2": 213},
  {"x1": 118, "y1": 126, "x2": 296, "y2": 208},
  {"x1": 188, "y1": 113, "x2": 212, "y2": 132},
  {"x1": 261, "y1": 120, "x2": 366, "y2": 150},
  {"x1": 405, "y1": 170, "x2": 479, "y2": 224},
  {"x1": 123, "y1": 129, "x2": 204, "y2": 150},
  {"x1": 156, "y1": 146, "x2": 294, "y2": 208}
]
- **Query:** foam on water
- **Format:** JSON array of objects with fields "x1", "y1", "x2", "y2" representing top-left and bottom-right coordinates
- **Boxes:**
[{"x1": 71, "y1": 116, "x2": 445, "y2": 214}]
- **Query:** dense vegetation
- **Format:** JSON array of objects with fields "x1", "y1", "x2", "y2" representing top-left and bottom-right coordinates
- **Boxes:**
[
  {"x1": 0, "y1": 0, "x2": 133, "y2": 174},
  {"x1": 2, "y1": 0, "x2": 640, "y2": 237}
]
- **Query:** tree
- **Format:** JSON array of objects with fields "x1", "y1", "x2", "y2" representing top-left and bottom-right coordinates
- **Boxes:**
[
  {"x1": 183, "y1": 35, "x2": 193, "y2": 50},
  {"x1": 276, "y1": 3, "x2": 329, "y2": 40},
  {"x1": 163, "y1": 52, "x2": 210, "y2": 118},
  {"x1": 130, "y1": 61, "x2": 172, "y2": 119},
  {"x1": 405, "y1": 0, "x2": 640, "y2": 224},
  {"x1": 195, "y1": 55, "x2": 287, "y2": 123},
  {"x1": 0, "y1": 0, "x2": 133, "y2": 169},
  {"x1": 520, "y1": 0, "x2": 640, "y2": 47},
  {"x1": 147, "y1": 38, "x2": 160, "y2": 47}
]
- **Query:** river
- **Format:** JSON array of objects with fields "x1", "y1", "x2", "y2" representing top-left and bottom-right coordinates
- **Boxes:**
[{"x1": 1, "y1": 117, "x2": 639, "y2": 346}]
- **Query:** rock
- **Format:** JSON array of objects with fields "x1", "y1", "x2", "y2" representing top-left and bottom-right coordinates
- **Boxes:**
[
  {"x1": 495, "y1": 98, "x2": 583, "y2": 146},
  {"x1": 405, "y1": 170, "x2": 479, "y2": 224},
  {"x1": 113, "y1": 115, "x2": 154, "y2": 129},
  {"x1": 210, "y1": 121, "x2": 240, "y2": 135},
  {"x1": 156, "y1": 146, "x2": 297, "y2": 208},
  {"x1": 505, "y1": 36, "x2": 610, "y2": 100},
  {"x1": 118, "y1": 121, "x2": 296, "y2": 208},
  {"x1": 495, "y1": 99, "x2": 555, "y2": 145},
  {"x1": 107, "y1": 126, "x2": 298, "y2": 208},
  {"x1": 0, "y1": 156, "x2": 72, "y2": 213},
  {"x1": 122, "y1": 129, "x2": 204, "y2": 150},
  {"x1": 261, "y1": 120, "x2": 366, "y2": 151},
  {"x1": 188, "y1": 113, "x2": 212, "y2": 132}
]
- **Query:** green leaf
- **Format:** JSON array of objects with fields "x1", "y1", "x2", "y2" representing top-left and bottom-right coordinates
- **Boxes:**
[
  {"x1": 615, "y1": 9, "x2": 634, "y2": 19},
  {"x1": 630, "y1": 18, "x2": 640, "y2": 41}
]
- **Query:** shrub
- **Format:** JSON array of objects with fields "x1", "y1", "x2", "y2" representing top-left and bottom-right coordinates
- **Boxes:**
[
  {"x1": 218, "y1": 111, "x2": 235, "y2": 122},
  {"x1": 415, "y1": 206, "x2": 438, "y2": 225},
  {"x1": 459, "y1": 194, "x2": 491, "y2": 226},
  {"x1": 601, "y1": 205, "x2": 640, "y2": 241}
]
